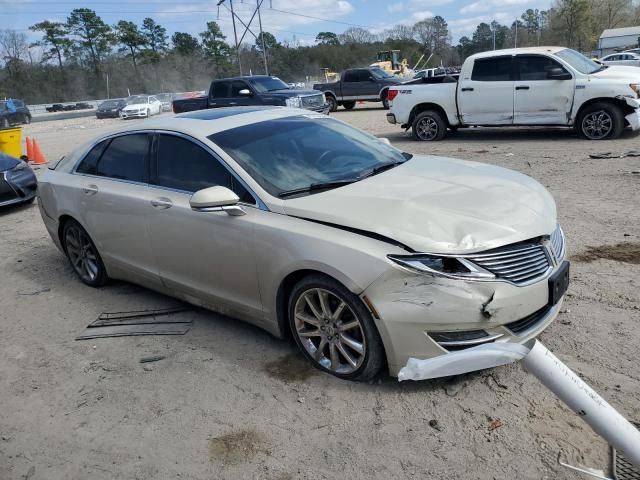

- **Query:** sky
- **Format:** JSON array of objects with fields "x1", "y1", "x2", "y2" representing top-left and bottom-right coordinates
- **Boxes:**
[{"x1": 0, "y1": 0, "x2": 554, "y2": 46}]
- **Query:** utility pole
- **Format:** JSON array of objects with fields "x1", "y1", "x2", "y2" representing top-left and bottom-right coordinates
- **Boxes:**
[
  {"x1": 257, "y1": 0, "x2": 268, "y2": 74},
  {"x1": 514, "y1": 19, "x2": 518, "y2": 48},
  {"x1": 493, "y1": 27, "x2": 496, "y2": 50},
  {"x1": 218, "y1": 0, "x2": 243, "y2": 75}
]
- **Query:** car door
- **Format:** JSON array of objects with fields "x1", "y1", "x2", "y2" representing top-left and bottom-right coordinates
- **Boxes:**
[
  {"x1": 458, "y1": 56, "x2": 514, "y2": 125},
  {"x1": 513, "y1": 54, "x2": 575, "y2": 125},
  {"x1": 72, "y1": 132, "x2": 162, "y2": 288},
  {"x1": 229, "y1": 80, "x2": 260, "y2": 106},
  {"x1": 359, "y1": 70, "x2": 383, "y2": 98},
  {"x1": 208, "y1": 80, "x2": 231, "y2": 108},
  {"x1": 145, "y1": 132, "x2": 263, "y2": 321},
  {"x1": 340, "y1": 70, "x2": 361, "y2": 100}
]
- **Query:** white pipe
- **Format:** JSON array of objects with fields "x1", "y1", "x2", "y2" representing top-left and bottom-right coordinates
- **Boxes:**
[
  {"x1": 522, "y1": 341, "x2": 640, "y2": 466},
  {"x1": 398, "y1": 340, "x2": 640, "y2": 466}
]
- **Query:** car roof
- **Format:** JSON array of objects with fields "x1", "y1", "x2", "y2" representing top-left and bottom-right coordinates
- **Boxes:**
[
  {"x1": 98, "y1": 106, "x2": 321, "y2": 138},
  {"x1": 470, "y1": 47, "x2": 566, "y2": 60}
]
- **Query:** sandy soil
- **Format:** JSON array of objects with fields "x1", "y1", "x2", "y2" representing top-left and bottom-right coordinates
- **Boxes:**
[{"x1": 1, "y1": 106, "x2": 639, "y2": 480}]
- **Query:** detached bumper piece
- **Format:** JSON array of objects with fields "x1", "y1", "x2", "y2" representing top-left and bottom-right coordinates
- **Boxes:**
[
  {"x1": 0, "y1": 169, "x2": 37, "y2": 207},
  {"x1": 613, "y1": 422, "x2": 640, "y2": 479}
]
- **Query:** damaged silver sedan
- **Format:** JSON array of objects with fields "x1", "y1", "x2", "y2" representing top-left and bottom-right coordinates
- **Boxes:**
[{"x1": 36, "y1": 106, "x2": 568, "y2": 381}]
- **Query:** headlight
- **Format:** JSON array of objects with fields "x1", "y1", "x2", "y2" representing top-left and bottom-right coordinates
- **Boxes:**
[
  {"x1": 388, "y1": 254, "x2": 495, "y2": 280},
  {"x1": 630, "y1": 84, "x2": 640, "y2": 97},
  {"x1": 285, "y1": 97, "x2": 302, "y2": 108}
]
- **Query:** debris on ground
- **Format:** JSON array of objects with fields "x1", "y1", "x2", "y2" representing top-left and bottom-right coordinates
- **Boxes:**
[
  {"x1": 76, "y1": 307, "x2": 193, "y2": 340},
  {"x1": 428, "y1": 419, "x2": 442, "y2": 431},
  {"x1": 488, "y1": 418, "x2": 503, "y2": 431},
  {"x1": 612, "y1": 421, "x2": 640, "y2": 480},
  {"x1": 589, "y1": 150, "x2": 640, "y2": 159},
  {"x1": 139, "y1": 355, "x2": 166, "y2": 364},
  {"x1": 572, "y1": 242, "x2": 640, "y2": 265}
]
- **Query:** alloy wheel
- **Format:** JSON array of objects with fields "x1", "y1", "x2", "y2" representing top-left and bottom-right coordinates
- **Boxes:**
[
  {"x1": 65, "y1": 225, "x2": 100, "y2": 283},
  {"x1": 582, "y1": 110, "x2": 613, "y2": 139},
  {"x1": 416, "y1": 116, "x2": 439, "y2": 140},
  {"x1": 293, "y1": 288, "x2": 366, "y2": 375}
]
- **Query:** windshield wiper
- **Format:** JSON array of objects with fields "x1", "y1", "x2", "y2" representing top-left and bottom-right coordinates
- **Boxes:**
[
  {"x1": 358, "y1": 160, "x2": 406, "y2": 180},
  {"x1": 278, "y1": 179, "x2": 357, "y2": 198}
]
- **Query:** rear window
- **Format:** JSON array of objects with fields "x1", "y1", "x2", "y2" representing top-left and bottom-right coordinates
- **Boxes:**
[
  {"x1": 211, "y1": 81, "x2": 229, "y2": 98},
  {"x1": 471, "y1": 57, "x2": 512, "y2": 81}
]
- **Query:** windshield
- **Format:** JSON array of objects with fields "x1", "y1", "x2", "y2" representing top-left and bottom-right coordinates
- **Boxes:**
[
  {"x1": 209, "y1": 116, "x2": 409, "y2": 197},
  {"x1": 370, "y1": 67, "x2": 393, "y2": 79},
  {"x1": 100, "y1": 100, "x2": 120, "y2": 108},
  {"x1": 554, "y1": 48, "x2": 603, "y2": 74},
  {"x1": 246, "y1": 76, "x2": 289, "y2": 93},
  {"x1": 127, "y1": 96, "x2": 148, "y2": 105}
]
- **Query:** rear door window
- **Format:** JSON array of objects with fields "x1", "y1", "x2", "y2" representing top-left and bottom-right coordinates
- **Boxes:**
[
  {"x1": 211, "y1": 81, "x2": 230, "y2": 98},
  {"x1": 343, "y1": 71, "x2": 358, "y2": 82},
  {"x1": 471, "y1": 57, "x2": 513, "y2": 81},
  {"x1": 95, "y1": 134, "x2": 149, "y2": 182}
]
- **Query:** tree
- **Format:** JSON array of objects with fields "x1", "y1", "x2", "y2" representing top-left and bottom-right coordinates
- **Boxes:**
[
  {"x1": 471, "y1": 22, "x2": 494, "y2": 52},
  {"x1": 413, "y1": 16, "x2": 449, "y2": 56},
  {"x1": 140, "y1": 18, "x2": 168, "y2": 63},
  {"x1": 316, "y1": 31, "x2": 339, "y2": 45},
  {"x1": 255, "y1": 32, "x2": 280, "y2": 54},
  {"x1": 339, "y1": 27, "x2": 375, "y2": 44},
  {"x1": 0, "y1": 29, "x2": 29, "y2": 76},
  {"x1": 116, "y1": 20, "x2": 146, "y2": 72},
  {"x1": 200, "y1": 21, "x2": 231, "y2": 66},
  {"x1": 555, "y1": 0, "x2": 590, "y2": 49},
  {"x1": 66, "y1": 9, "x2": 113, "y2": 74},
  {"x1": 29, "y1": 21, "x2": 71, "y2": 70},
  {"x1": 172, "y1": 32, "x2": 200, "y2": 56}
]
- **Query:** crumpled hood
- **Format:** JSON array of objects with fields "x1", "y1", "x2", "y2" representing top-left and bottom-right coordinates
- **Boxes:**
[
  {"x1": 591, "y1": 65, "x2": 640, "y2": 80},
  {"x1": 281, "y1": 155, "x2": 557, "y2": 254}
]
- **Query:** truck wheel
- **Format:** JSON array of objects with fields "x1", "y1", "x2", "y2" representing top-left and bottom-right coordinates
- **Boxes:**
[
  {"x1": 382, "y1": 92, "x2": 390, "y2": 110},
  {"x1": 23, "y1": 114, "x2": 31, "y2": 125},
  {"x1": 412, "y1": 110, "x2": 446, "y2": 141},
  {"x1": 326, "y1": 95, "x2": 338, "y2": 112},
  {"x1": 578, "y1": 102, "x2": 624, "y2": 140},
  {"x1": 0, "y1": 117, "x2": 8, "y2": 129},
  {"x1": 342, "y1": 101, "x2": 356, "y2": 110}
]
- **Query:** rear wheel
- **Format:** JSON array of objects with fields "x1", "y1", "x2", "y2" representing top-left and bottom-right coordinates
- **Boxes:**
[
  {"x1": 62, "y1": 219, "x2": 108, "y2": 287},
  {"x1": 342, "y1": 101, "x2": 356, "y2": 110},
  {"x1": 288, "y1": 274, "x2": 384, "y2": 381},
  {"x1": 326, "y1": 95, "x2": 338, "y2": 112},
  {"x1": 412, "y1": 110, "x2": 447, "y2": 141},
  {"x1": 381, "y1": 92, "x2": 390, "y2": 110},
  {"x1": 23, "y1": 114, "x2": 31, "y2": 124},
  {"x1": 146, "y1": 109, "x2": 151, "y2": 118},
  {"x1": 577, "y1": 102, "x2": 624, "y2": 140}
]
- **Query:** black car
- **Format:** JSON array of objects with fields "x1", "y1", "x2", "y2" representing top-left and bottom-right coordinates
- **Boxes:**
[
  {"x1": 0, "y1": 99, "x2": 32, "y2": 128},
  {"x1": 0, "y1": 153, "x2": 37, "y2": 207},
  {"x1": 46, "y1": 104, "x2": 65, "y2": 113},
  {"x1": 96, "y1": 99, "x2": 126, "y2": 119},
  {"x1": 172, "y1": 75, "x2": 329, "y2": 114},
  {"x1": 75, "y1": 102, "x2": 94, "y2": 110}
]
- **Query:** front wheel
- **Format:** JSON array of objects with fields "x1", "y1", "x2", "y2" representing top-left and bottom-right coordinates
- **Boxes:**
[
  {"x1": 23, "y1": 114, "x2": 31, "y2": 124},
  {"x1": 0, "y1": 117, "x2": 9, "y2": 129},
  {"x1": 326, "y1": 95, "x2": 338, "y2": 112},
  {"x1": 62, "y1": 219, "x2": 108, "y2": 287},
  {"x1": 577, "y1": 102, "x2": 624, "y2": 140},
  {"x1": 412, "y1": 110, "x2": 447, "y2": 141},
  {"x1": 288, "y1": 274, "x2": 385, "y2": 381},
  {"x1": 146, "y1": 109, "x2": 151, "y2": 118},
  {"x1": 342, "y1": 101, "x2": 356, "y2": 110}
]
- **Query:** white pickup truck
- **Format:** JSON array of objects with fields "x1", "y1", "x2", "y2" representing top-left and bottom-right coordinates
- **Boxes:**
[{"x1": 387, "y1": 47, "x2": 640, "y2": 140}]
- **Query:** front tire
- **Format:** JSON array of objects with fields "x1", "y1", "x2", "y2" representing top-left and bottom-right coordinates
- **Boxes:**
[
  {"x1": 578, "y1": 102, "x2": 624, "y2": 140},
  {"x1": 146, "y1": 109, "x2": 151, "y2": 118},
  {"x1": 326, "y1": 95, "x2": 338, "y2": 112},
  {"x1": 0, "y1": 117, "x2": 9, "y2": 129},
  {"x1": 62, "y1": 219, "x2": 108, "y2": 287},
  {"x1": 23, "y1": 114, "x2": 31, "y2": 124},
  {"x1": 412, "y1": 110, "x2": 447, "y2": 141},
  {"x1": 342, "y1": 101, "x2": 356, "y2": 110},
  {"x1": 288, "y1": 274, "x2": 384, "y2": 381}
]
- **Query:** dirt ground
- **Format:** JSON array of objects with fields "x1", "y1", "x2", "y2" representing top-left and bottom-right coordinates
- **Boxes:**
[{"x1": 1, "y1": 106, "x2": 639, "y2": 480}]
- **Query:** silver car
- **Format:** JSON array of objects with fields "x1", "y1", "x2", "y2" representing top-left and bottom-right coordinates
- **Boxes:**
[
  {"x1": 600, "y1": 52, "x2": 640, "y2": 67},
  {"x1": 37, "y1": 107, "x2": 568, "y2": 381}
]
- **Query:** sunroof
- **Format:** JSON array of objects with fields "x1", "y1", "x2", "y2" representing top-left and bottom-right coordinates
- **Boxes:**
[{"x1": 177, "y1": 106, "x2": 279, "y2": 120}]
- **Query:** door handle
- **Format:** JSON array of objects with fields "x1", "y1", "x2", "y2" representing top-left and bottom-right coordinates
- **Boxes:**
[
  {"x1": 151, "y1": 198, "x2": 173, "y2": 209},
  {"x1": 228, "y1": 102, "x2": 238, "y2": 106},
  {"x1": 515, "y1": 85, "x2": 530, "y2": 90},
  {"x1": 461, "y1": 87, "x2": 474, "y2": 92},
  {"x1": 82, "y1": 184, "x2": 98, "y2": 195}
]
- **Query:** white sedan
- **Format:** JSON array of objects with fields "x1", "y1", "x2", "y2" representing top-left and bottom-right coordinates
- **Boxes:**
[
  {"x1": 599, "y1": 52, "x2": 640, "y2": 67},
  {"x1": 36, "y1": 107, "x2": 567, "y2": 381},
  {"x1": 120, "y1": 95, "x2": 163, "y2": 119}
]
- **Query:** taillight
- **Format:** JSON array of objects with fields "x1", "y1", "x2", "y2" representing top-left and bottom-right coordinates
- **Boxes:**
[{"x1": 387, "y1": 89, "x2": 399, "y2": 101}]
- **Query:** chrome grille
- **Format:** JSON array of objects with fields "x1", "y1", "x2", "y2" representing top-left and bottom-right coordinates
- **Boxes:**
[
  {"x1": 466, "y1": 243, "x2": 551, "y2": 285},
  {"x1": 301, "y1": 94, "x2": 324, "y2": 108},
  {"x1": 550, "y1": 225, "x2": 565, "y2": 261}
]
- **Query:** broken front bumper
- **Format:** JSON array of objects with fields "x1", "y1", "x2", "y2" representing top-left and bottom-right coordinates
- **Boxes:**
[
  {"x1": 362, "y1": 263, "x2": 565, "y2": 376},
  {"x1": 623, "y1": 98, "x2": 640, "y2": 130}
]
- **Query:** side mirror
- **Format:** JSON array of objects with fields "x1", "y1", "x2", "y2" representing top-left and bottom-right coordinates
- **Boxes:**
[
  {"x1": 238, "y1": 89, "x2": 252, "y2": 96},
  {"x1": 190, "y1": 186, "x2": 245, "y2": 216},
  {"x1": 547, "y1": 67, "x2": 572, "y2": 80}
]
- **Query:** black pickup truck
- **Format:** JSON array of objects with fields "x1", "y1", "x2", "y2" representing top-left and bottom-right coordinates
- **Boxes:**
[
  {"x1": 313, "y1": 67, "x2": 403, "y2": 112},
  {"x1": 172, "y1": 75, "x2": 329, "y2": 114}
]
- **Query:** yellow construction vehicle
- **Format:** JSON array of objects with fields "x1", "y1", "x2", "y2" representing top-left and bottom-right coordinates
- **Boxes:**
[
  {"x1": 320, "y1": 67, "x2": 338, "y2": 83},
  {"x1": 371, "y1": 50, "x2": 411, "y2": 76}
]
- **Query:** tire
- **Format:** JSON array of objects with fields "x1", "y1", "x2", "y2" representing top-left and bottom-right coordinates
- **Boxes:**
[
  {"x1": 23, "y1": 114, "x2": 31, "y2": 125},
  {"x1": 0, "y1": 117, "x2": 8, "y2": 129},
  {"x1": 62, "y1": 219, "x2": 108, "y2": 287},
  {"x1": 146, "y1": 109, "x2": 151, "y2": 118},
  {"x1": 342, "y1": 101, "x2": 356, "y2": 110},
  {"x1": 382, "y1": 92, "x2": 390, "y2": 110},
  {"x1": 288, "y1": 274, "x2": 385, "y2": 381},
  {"x1": 412, "y1": 110, "x2": 447, "y2": 141},
  {"x1": 577, "y1": 102, "x2": 624, "y2": 140},
  {"x1": 326, "y1": 95, "x2": 338, "y2": 112}
]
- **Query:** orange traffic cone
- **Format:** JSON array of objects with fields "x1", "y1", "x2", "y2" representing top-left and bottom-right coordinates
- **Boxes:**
[
  {"x1": 25, "y1": 136, "x2": 34, "y2": 161},
  {"x1": 31, "y1": 138, "x2": 47, "y2": 165}
]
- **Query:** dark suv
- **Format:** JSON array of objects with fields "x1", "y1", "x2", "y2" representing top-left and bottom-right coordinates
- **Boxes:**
[
  {"x1": 96, "y1": 99, "x2": 126, "y2": 119},
  {"x1": 0, "y1": 99, "x2": 31, "y2": 128}
]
